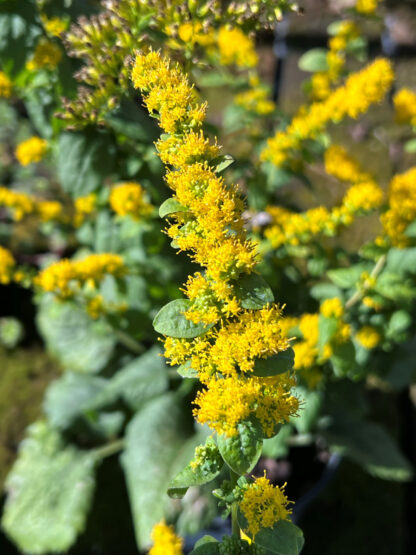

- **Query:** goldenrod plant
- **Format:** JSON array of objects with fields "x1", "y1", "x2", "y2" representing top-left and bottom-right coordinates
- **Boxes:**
[{"x1": 0, "y1": 0, "x2": 414, "y2": 553}]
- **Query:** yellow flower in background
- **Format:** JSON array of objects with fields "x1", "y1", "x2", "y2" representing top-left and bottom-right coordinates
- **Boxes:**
[
  {"x1": 381, "y1": 166, "x2": 416, "y2": 247},
  {"x1": 149, "y1": 521, "x2": 183, "y2": 555},
  {"x1": 37, "y1": 200, "x2": 64, "y2": 223},
  {"x1": 74, "y1": 193, "x2": 97, "y2": 226},
  {"x1": 393, "y1": 88, "x2": 416, "y2": 126},
  {"x1": 41, "y1": 15, "x2": 68, "y2": 37},
  {"x1": 35, "y1": 253, "x2": 126, "y2": 298},
  {"x1": 320, "y1": 297, "x2": 344, "y2": 319},
  {"x1": 324, "y1": 145, "x2": 370, "y2": 183},
  {"x1": 356, "y1": 0, "x2": 380, "y2": 15},
  {"x1": 0, "y1": 71, "x2": 12, "y2": 98},
  {"x1": 26, "y1": 40, "x2": 62, "y2": 71},
  {"x1": 217, "y1": 26, "x2": 258, "y2": 68},
  {"x1": 110, "y1": 183, "x2": 153, "y2": 219},
  {"x1": 342, "y1": 181, "x2": 384, "y2": 212},
  {"x1": 239, "y1": 474, "x2": 292, "y2": 538},
  {"x1": 15, "y1": 137, "x2": 48, "y2": 166},
  {"x1": 235, "y1": 87, "x2": 275, "y2": 115},
  {"x1": 355, "y1": 326, "x2": 381, "y2": 349},
  {"x1": 0, "y1": 247, "x2": 15, "y2": 285},
  {"x1": 0, "y1": 186, "x2": 35, "y2": 220}
]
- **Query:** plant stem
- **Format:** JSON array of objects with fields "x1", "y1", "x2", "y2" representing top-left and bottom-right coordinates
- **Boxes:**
[
  {"x1": 229, "y1": 469, "x2": 241, "y2": 537},
  {"x1": 115, "y1": 329, "x2": 144, "y2": 355},
  {"x1": 345, "y1": 254, "x2": 386, "y2": 309},
  {"x1": 94, "y1": 438, "x2": 125, "y2": 461}
]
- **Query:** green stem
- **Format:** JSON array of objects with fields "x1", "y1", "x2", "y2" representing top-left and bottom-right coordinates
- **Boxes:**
[
  {"x1": 94, "y1": 438, "x2": 125, "y2": 461},
  {"x1": 345, "y1": 254, "x2": 386, "y2": 309},
  {"x1": 229, "y1": 469, "x2": 241, "y2": 537},
  {"x1": 115, "y1": 329, "x2": 144, "y2": 355}
]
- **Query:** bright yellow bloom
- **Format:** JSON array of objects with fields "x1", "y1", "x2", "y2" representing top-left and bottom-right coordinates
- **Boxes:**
[
  {"x1": 0, "y1": 71, "x2": 12, "y2": 98},
  {"x1": 239, "y1": 474, "x2": 292, "y2": 538},
  {"x1": 356, "y1": 0, "x2": 380, "y2": 15},
  {"x1": 324, "y1": 145, "x2": 370, "y2": 183},
  {"x1": 41, "y1": 15, "x2": 68, "y2": 37},
  {"x1": 262, "y1": 59, "x2": 394, "y2": 167},
  {"x1": 0, "y1": 247, "x2": 15, "y2": 285},
  {"x1": 0, "y1": 186, "x2": 35, "y2": 220},
  {"x1": 26, "y1": 40, "x2": 62, "y2": 71},
  {"x1": 310, "y1": 72, "x2": 331, "y2": 101},
  {"x1": 110, "y1": 182, "x2": 153, "y2": 219},
  {"x1": 342, "y1": 181, "x2": 384, "y2": 212},
  {"x1": 149, "y1": 521, "x2": 183, "y2": 555},
  {"x1": 355, "y1": 326, "x2": 381, "y2": 349},
  {"x1": 35, "y1": 253, "x2": 126, "y2": 298},
  {"x1": 393, "y1": 88, "x2": 416, "y2": 126},
  {"x1": 37, "y1": 200, "x2": 63, "y2": 222},
  {"x1": 320, "y1": 297, "x2": 344, "y2": 318},
  {"x1": 381, "y1": 166, "x2": 416, "y2": 247},
  {"x1": 74, "y1": 193, "x2": 97, "y2": 226},
  {"x1": 217, "y1": 26, "x2": 258, "y2": 68},
  {"x1": 15, "y1": 137, "x2": 47, "y2": 166},
  {"x1": 235, "y1": 87, "x2": 275, "y2": 115}
]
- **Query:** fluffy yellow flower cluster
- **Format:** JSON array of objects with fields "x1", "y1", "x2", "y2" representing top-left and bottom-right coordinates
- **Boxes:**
[
  {"x1": 311, "y1": 20, "x2": 360, "y2": 100},
  {"x1": 132, "y1": 51, "x2": 298, "y2": 438},
  {"x1": 0, "y1": 71, "x2": 12, "y2": 98},
  {"x1": 393, "y1": 88, "x2": 416, "y2": 126},
  {"x1": 74, "y1": 193, "x2": 97, "y2": 226},
  {"x1": 109, "y1": 183, "x2": 153, "y2": 219},
  {"x1": 264, "y1": 145, "x2": 384, "y2": 249},
  {"x1": 26, "y1": 40, "x2": 62, "y2": 71},
  {"x1": 355, "y1": 326, "x2": 381, "y2": 349},
  {"x1": 261, "y1": 59, "x2": 394, "y2": 167},
  {"x1": 41, "y1": 15, "x2": 68, "y2": 37},
  {"x1": 35, "y1": 253, "x2": 126, "y2": 298},
  {"x1": 217, "y1": 26, "x2": 258, "y2": 68},
  {"x1": 0, "y1": 247, "x2": 16, "y2": 285},
  {"x1": 0, "y1": 186, "x2": 64, "y2": 223},
  {"x1": 356, "y1": 0, "x2": 380, "y2": 15},
  {"x1": 15, "y1": 137, "x2": 48, "y2": 166},
  {"x1": 381, "y1": 166, "x2": 416, "y2": 247},
  {"x1": 320, "y1": 297, "x2": 344, "y2": 319},
  {"x1": 235, "y1": 80, "x2": 275, "y2": 115},
  {"x1": 239, "y1": 475, "x2": 291, "y2": 538},
  {"x1": 149, "y1": 521, "x2": 183, "y2": 555}
]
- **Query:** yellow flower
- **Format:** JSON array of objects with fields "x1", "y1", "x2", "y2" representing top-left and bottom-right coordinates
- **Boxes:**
[
  {"x1": 15, "y1": 137, "x2": 47, "y2": 166},
  {"x1": 41, "y1": 15, "x2": 68, "y2": 37},
  {"x1": 149, "y1": 521, "x2": 183, "y2": 555},
  {"x1": 86, "y1": 295, "x2": 105, "y2": 319},
  {"x1": 262, "y1": 59, "x2": 394, "y2": 167},
  {"x1": 381, "y1": 166, "x2": 416, "y2": 247},
  {"x1": 110, "y1": 182, "x2": 153, "y2": 219},
  {"x1": 0, "y1": 246, "x2": 15, "y2": 285},
  {"x1": 320, "y1": 297, "x2": 344, "y2": 319},
  {"x1": 324, "y1": 145, "x2": 370, "y2": 183},
  {"x1": 239, "y1": 474, "x2": 292, "y2": 538},
  {"x1": 217, "y1": 26, "x2": 258, "y2": 68},
  {"x1": 235, "y1": 86, "x2": 275, "y2": 115},
  {"x1": 393, "y1": 88, "x2": 416, "y2": 126},
  {"x1": 356, "y1": 0, "x2": 380, "y2": 15},
  {"x1": 37, "y1": 200, "x2": 64, "y2": 222},
  {"x1": 0, "y1": 186, "x2": 35, "y2": 220},
  {"x1": 35, "y1": 253, "x2": 126, "y2": 298},
  {"x1": 74, "y1": 193, "x2": 97, "y2": 226},
  {"x1": 355, "y1": 326, "x2": 381, "y2": 349},
  {"x1": 0, "y1": 71, "x2": 12, "y2": 98},
  {"x1": 342, "y1": 181, "x2": 384, "y2": 213},
  {"x1": 26, "y1": 40, "x2": 62, "y2": 71}
]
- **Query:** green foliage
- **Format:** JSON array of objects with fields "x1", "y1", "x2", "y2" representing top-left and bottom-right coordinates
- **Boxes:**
[
  {"x1": 253, "y1": 521, "x2": 305, "y2": 555},
  {"x1": 153, "y1": 298, "x2": 215, "y2": 338},
  {"x1": 252, "y1": 348, "x2": 295, "y2": 377},
  {"x1": 217, "y1": 420, "x2": 263, "y2": 475},
  {"x1": 298, "y1": 48, "x2": 329, "y2": 72},
  {"x1": 234, "y1": 273, "x2": 275, "y2": 309},
  {"x1": 2, "y1": 421, "x2": 97, "y2": 554}
]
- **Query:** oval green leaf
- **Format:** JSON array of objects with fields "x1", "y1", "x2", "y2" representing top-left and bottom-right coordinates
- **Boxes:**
[
  {"x1": 234, "y1": 273, "x2": 274, "y2": 309},
  {"x1": 159, "y1": 197, "x2": 187, "y2": 218},
  {"x1": 153, "y1": 299, "x2": 215, "y2": 338},
  {"x1": 217, "y1": 420, "x2": 263, "y2": 475},
  {"x1": 298, "y1": 48, "x2": 329, "y2": 72},
  {"x1": 252, "y1": 348, "x2": 295, "y2": 377}
]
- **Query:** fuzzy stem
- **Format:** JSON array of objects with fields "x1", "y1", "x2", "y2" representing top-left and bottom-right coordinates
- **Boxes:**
[
  {"x1": 115, "y1": 329, "x2": 144, "y2": 355},
  {"x1": 229, "y1": 469, "x2": 241, "y2": 537},
  {"x1": 94, "y1": 438, "x2": 125, "y2": 461}
]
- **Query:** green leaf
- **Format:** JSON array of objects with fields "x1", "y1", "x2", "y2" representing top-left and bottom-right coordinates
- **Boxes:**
[
  {"x1": 234, "y1": 273, "x2": 274, "y2": 309},
  {"x1": 386, "y1": 247, "x2": 416, "y2": 275},
  {"x1": 322, "y1": 419, "x2": 413, "y2": 482},
  {"x1": 57, "y1": 129, "x2": 116, "y2": 198},
  {"x1": 90, "y1": 346, "x2": 168, "y2": 411},
  {"x1": 153, "y1": 299, "x2": 215, "y2": 338},
  {"x1": 327, "y1": 265, "x2": 369, "y2": 288},
  {"x1": 374, "y1": 272, "x2": 416, "y2": 301},
  {"x1": 386, "y1": 310, "x2": 411, "y2": 340},
  {"x1": 211, "y1": 154, "x2": 234, "y2": 173},
  {"x1": 168, "y1": 437, "x2": 223, "y2": 498},
  {"x1": 2, "y1": 421, "x2": 96, "y2": 554},
  {"x1": 159, "y1": 197, "x2": 187, "y2": 218},
  {"x1": 194, "y1": 536, "x2": 219, "y2": 548},
  {"x1": 177, "y1": 360, "x2": 199, "y2": 378},
  {"x1": 252, "y1": 348, "x2": 295, "y2": 377},
  {"x1": 318, "y1": 315, "x2": 338, "y2": 354},
  {"x1": 190, "y1": 542, "x2": 220, "y2": 555},
  {"x1": 0, "y1": 5, "x2": 41, "y2": 76},
  {"x1": 309, "y1": 283, "x2": 341, "y2": 301},
  {"x1": 291, "y1": 387, "x2": 322, "y2": 434},
  {"x1": 298, "y1": 48, "x2": 329, "y2": 72},
  {"x1": 217, "y1": 420, "x2": 263, "y2": 475},
  {"x1": 44, "y1": 373, "x2": 109, "y2": 430},
  {"x1": 37, "y1": 297, "x2": 116, "y2": 374},
  {"x1": 404, "y1": 138, "x2": 416, "y2": 153},
  {"x1": 254, "y1": 520, "x2": 305, "y2": 555},
  {"x1": 121, "y1": 394, "x2": 194, "y2": 549}
]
